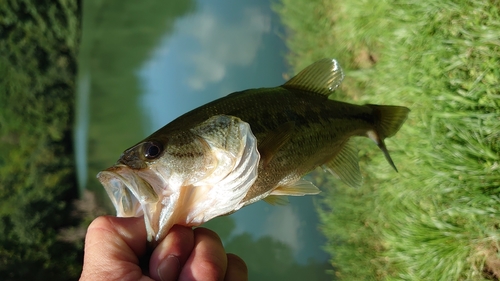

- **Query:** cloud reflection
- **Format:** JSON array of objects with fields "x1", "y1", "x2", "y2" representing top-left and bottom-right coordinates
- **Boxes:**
[
  {"x1": 179, "y1": 7, "x2": 271, "y2": 90},
  {"x1": 263, "y1": 206, "x2": 302, "y2": 253}
]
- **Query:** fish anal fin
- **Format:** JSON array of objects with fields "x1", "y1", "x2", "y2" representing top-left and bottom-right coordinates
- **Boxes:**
[
  {"x1": 323, "y1": 140, "x2": 362, "y2": 188},
  {"x1": 269, "y1": 179, "x2": 321, "y2": 196},
  {"x1": 263, "y1": 195, "x2": 289, "y2": 206},
  {"x1": 258, "y1": 121, "x2": 295, "y2": 167},
  {"x1": 283, "y1": 58, "x2": 344, "y2": 96}
]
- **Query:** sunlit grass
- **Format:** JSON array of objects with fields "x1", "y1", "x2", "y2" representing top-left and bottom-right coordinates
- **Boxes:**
[{"x1": 275, "y1": 0, "x2": 500, "y2": 280}]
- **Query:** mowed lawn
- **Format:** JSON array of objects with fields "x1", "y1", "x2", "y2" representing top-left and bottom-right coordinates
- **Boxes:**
[{"x1": 275, "y1": 0, "x2": 500, "y2": 280}]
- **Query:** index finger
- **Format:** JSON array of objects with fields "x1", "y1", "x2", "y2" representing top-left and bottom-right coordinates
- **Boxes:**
[
  {"x1": 149, "y1": 225, "x2": 195, "y2": 281},
  {"x1": 180, "y1": 227, "x2": 228, "y2": 281}
]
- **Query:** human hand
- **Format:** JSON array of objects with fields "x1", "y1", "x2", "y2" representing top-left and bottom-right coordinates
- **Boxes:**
[{"x1": 79, "y1": 216, "x2": 248, "y2": 281}]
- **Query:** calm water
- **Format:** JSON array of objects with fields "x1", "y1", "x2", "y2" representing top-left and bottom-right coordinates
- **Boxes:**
[{"x1": 76, "y1": 0, "x2": 331, "y2": 279}]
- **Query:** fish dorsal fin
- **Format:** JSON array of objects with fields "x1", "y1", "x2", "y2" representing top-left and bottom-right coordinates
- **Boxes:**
[
  {"x1": 258, "y1": 121, "x2": 295, "y2": 167},
  {"x1": 269, "y1": 179, "x2": 321, "y2": 196},
  {"x1": 283, "y1": 58, "x2": 345, "y2": 96},
  {"x1": 323, "y1": 140, "x2": 362, "y2": 188},
  {"x1": 263, "y1": 195, "x2": 289, "y2": 206}
]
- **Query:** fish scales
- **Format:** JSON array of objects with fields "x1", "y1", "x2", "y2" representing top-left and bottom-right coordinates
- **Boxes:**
[
  {"x1": 98, "y1": 58, "x2": 410, "y2": 244},
  {"x1": 157, "y1": 88, "x2": 377, "y2": 202}
]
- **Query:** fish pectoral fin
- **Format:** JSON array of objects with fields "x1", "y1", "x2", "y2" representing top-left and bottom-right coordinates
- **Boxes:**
[
  {"x1": 263, "y1": 195, "x2": 290, "y2": 206},
  {"x1": 282, "y1": 58, "x2": 345, "y2": 96},
  {"x1": 269, "y1": 179, "x2": 321, "y2": 196},
  {"x1": 258, "y1": 121, "x2": 295, "y2": 167},
  {"x1": 323, "y1": 140, "x2": 363, "y2": 188}
]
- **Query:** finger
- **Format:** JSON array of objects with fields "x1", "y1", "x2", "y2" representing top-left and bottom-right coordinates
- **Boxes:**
[
  {"x1": 224, "y1": 254, "x2": 248, "y2": 281},
  {"x1": 150, "y1": 225, "x2": 195, "y2": 281},
  {"x1": 179, "y1": 227, "x2": 228, "y2": 281},
  {"x1": 80, "y1": 216, "x2": 149, "y2": 281}
]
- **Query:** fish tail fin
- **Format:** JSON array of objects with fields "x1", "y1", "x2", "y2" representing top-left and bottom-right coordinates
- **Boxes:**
[{"x1": 365, "y1": 104, "x2": 410, "y2": 172}]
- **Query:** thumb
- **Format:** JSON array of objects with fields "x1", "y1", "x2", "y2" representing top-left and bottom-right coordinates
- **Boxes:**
[{"x1": 80, "y1": 216, "x2": 150, "y2": 281}]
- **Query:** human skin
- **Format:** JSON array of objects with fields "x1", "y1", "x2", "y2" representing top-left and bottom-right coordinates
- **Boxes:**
[{"x1": 79, "y1": 216, "x2": 248, "y2": 281}]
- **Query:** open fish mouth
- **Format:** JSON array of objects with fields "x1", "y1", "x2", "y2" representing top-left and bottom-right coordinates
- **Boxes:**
[
  {"x1": 98, "y1": 167, "x2": 166, "y2": 243},
  {"x1": 97, "y1": 166, "x2": 159, "y2": 218}
]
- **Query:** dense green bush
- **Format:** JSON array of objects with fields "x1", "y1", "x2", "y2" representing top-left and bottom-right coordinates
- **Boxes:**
[{"x1": 0, "y1": 1, "x2": 83, "y2": 279}]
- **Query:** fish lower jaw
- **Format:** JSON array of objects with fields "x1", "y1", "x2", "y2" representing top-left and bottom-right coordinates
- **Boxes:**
[{"x1": 145, "y1": 183, "x2": 251, "y2": 243}]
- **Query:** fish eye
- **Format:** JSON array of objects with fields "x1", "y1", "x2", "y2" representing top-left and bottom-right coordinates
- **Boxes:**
[{"x1": 143, "y1": 141, "x2": 163, "y2": 159}]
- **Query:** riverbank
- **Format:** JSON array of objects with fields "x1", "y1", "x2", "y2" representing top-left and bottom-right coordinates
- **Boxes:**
[
  {"x1": 275, "y1": 0, "x2": 500, "y2": 280},
  {"x1": 0, "y1": 1, "x2": 84, "y2": 279}
]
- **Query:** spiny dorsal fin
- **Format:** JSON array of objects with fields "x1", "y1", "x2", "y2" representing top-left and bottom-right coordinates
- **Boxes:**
[
  {"x1": 283, "y1": 58, "x2": 344, "y2": 96},
  {"x1": 263, "y1": 195, "x2": 289, "y2": 206},
  {"x1": 269, "y1": 179, "x2": 321, "y2": 196},
  {"x1": 258, "y1": 121, "x2": 295, "y2": 167},
  {"x1": 323, "y1": 139, "x2": 362, "y2": 188}
]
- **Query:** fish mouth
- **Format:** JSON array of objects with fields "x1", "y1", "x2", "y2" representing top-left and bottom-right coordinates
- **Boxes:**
[
  {"x1": 98, "y1": 166, "x2": 164, "y2": 243},
  {"x1": 97, "y1": 166, "x2": 159, "y2": 218}
]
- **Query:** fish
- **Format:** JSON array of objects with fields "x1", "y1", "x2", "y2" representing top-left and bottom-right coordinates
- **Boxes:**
[{"x1": 97, "y1": 58, "x2": 410, "y2": 245}]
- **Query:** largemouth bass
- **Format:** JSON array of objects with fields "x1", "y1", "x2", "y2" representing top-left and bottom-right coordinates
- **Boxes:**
[{"x1": 98, "y1": 58, "x2": 410, "y2": 244}]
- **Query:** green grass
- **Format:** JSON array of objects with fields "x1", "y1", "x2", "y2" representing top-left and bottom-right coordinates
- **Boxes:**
[{"x1": 275, "y1": 0, "x2": 500, "y2": 280}]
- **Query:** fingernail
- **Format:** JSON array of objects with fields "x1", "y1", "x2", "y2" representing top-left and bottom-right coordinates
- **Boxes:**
[{"x1": 157, "y1": 255, "x2": 180, "y2": 281}]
